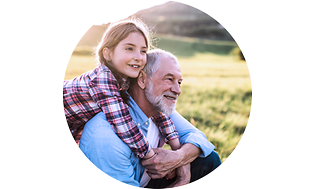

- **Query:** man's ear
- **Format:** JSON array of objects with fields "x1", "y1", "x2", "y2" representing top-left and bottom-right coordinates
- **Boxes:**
[
  {"x1": 102, "y1": 47, "x2": 111, "y2": 61},
  {"x1": 137, "y1": 70, "x2": 147, "y2": 90}
]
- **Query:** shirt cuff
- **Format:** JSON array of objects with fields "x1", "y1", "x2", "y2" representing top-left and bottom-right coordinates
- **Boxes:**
[{"x1": 182, "y1": 132, "x2": 215, "y2": 158}]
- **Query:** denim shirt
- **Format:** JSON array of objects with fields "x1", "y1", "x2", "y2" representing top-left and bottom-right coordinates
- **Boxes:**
[{"x1": 79, "y1": 97, "x2": 215, "y2": 187}]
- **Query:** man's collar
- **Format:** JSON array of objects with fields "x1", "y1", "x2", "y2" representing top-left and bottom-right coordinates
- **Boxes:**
[{"x1": 128, "y1": 97, "x2": 149, "y2": 127}]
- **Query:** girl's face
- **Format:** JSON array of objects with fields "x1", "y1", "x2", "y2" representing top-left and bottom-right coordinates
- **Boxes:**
[{"x1": 104, "y1": 32, "x2": 147, "y2": 78}]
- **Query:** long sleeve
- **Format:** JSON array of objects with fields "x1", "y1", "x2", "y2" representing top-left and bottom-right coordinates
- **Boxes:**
[
  {"x1": 151, "y1": 112, "x2": 179, "y2": 142},
  {"x1": 79, "y1": 112, "x2": 141, "y2": 187},
  {"x1": 170, "y1": 111, "x2": 215, "y2": 157},
  {"x1": 88, "y1": 66, "x2": 149, "y2": 158}
]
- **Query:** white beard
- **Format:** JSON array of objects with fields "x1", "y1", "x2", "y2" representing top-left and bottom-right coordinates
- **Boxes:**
[{"x1": 144, "y1": 81, "x2": 177, "y2": 116}]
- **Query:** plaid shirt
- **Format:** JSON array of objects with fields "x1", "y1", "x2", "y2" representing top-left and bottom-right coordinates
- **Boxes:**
[{"x1": 63, "y1": 64, "x2": 178, "y2": 158}]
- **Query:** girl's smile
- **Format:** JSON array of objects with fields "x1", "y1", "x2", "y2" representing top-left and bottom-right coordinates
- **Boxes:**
[{"x1": 103, "y1": 32, "x2": 147, "y2": 78}]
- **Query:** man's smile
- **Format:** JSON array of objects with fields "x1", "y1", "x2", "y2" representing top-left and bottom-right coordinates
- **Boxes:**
[{"x1": 163, "y1": 93, "x2": 178, "y2": 103}]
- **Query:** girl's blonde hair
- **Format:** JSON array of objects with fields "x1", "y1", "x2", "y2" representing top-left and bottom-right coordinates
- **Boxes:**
[
  {"x1": 95, "y1": 17, "x2": 151, "y2": 66},
  {"x1": 94, "y1": 17, "x2": 151, "y2": 104}
]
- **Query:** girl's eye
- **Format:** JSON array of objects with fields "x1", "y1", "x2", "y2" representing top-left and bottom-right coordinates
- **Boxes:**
[
  {"x1": 141, "y1": 50, "x2": 147, "y2": 54},
  {"x1": 126, "y1": 47, "x2": 133, "y2": 51}
]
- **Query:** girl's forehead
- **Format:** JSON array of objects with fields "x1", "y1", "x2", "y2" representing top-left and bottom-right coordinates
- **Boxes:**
[{"x1": 119, "y1": 32, "x2": 147, "y2": 46}]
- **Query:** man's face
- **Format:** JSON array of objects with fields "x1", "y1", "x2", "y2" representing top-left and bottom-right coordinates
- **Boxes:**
[{"x1": 144, "y1": 57, "x2": 183, "y2": 115}]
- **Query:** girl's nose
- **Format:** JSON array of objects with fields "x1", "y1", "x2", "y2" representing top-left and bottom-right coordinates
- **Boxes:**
[{"x1": 133, "y1": 52, "x2": 141, "y2": 62}]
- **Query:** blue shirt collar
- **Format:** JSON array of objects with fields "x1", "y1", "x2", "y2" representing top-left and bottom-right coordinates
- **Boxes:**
[{"x1": 128, "y1": 97, "x2": 150, "y2": 128}]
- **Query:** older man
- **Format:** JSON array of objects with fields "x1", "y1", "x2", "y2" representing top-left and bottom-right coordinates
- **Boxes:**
[{"x1": 79, "y1": 49, "x2": 221, "y2": 188}]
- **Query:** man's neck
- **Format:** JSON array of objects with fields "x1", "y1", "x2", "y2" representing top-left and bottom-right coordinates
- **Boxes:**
[{"x1": 128, "y1": 85, "x2": 157, "y2": 118}]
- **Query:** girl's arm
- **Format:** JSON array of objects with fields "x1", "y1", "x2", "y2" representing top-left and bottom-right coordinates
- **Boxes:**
[
  {"x1": 89, "y1": 69, "x2": 150, "y2": 159},
  {"x1": 168, "y1": 138, "x2": 181, "y2": 150},
  {"x1": 152, "y1": 112, "x2": 179, "y2": 143}
]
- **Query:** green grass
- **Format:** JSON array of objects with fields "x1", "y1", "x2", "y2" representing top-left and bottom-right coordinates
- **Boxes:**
[
  {"x1": 152, "y1": 34, "x2": 238, "y2": 57},
  {"x1": 174, "y1": 53, "x2": 251, "y2": 162},
  {"x1": 65, "y1": 35, "x2": 251, "y2": 162}
]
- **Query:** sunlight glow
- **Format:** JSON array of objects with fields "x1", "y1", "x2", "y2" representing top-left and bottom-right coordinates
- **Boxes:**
[{"x1": 90, "y1": 1, "x2": 170, "y2": 25}]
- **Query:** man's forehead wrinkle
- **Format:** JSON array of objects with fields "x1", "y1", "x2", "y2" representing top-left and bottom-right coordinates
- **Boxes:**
[
  {"x1": 164, "y1": 72, "x2": 182, "y2": 79},
  {"x1": 152, "y1": 57, "x2": 182, "y2": 79},
  {"x1": 154, "y1": 68, "x2": 181, "y2": 79},
  {"x1": 154, "y1": 69, "x2": 182, "y2": 81}
]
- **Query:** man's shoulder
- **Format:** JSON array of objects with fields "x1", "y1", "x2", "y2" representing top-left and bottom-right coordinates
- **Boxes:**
[{"x1": 79, "y1": 112, "x2": 140, "y2": 186}]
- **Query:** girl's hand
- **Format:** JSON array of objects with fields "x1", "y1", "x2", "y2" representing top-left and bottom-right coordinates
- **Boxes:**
[{"x1": 142, "y1": 148, "x2": 183, "y2": 179}]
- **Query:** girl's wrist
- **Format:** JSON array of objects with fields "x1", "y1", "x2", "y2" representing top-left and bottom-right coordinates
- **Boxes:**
[{"x1": 143, "y1": 149, "x2": 155, "y2": 160}]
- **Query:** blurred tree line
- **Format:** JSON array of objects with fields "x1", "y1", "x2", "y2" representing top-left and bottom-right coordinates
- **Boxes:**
[{"x1": 133, "y1": 1, "x2": 234, "y2": 41}]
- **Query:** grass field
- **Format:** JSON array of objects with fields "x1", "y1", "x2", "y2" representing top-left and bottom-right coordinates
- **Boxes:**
[{"x1": 65, "y1": 35, "x2": 251, "y2": 162}]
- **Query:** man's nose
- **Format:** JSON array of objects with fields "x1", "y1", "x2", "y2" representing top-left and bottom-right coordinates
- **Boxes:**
[{"x1": 171, "y1": 83, "x2": 181, "y2": 95}]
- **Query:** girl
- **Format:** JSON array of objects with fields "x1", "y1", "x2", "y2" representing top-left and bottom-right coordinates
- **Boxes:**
[{"x1": 63, "y1": 18, "x2": 181, "y2": 159}]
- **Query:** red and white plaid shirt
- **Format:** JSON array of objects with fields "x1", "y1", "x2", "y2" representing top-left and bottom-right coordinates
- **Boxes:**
[{"x1": 63, "y1": 64, "x2": 178, "y2": 158}]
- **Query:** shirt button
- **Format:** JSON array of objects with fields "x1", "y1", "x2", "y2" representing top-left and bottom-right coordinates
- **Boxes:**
[
  {"x1": 138, "y1": 123, "x2": 140, "y2": 126},
  {"x1": 145, "y1": 122, "x2": 148, "y2": 125}
]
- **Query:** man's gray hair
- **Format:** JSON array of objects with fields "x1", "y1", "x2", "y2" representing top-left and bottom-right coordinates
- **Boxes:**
[{"x1": 143, "y1": 49, "x2": 178, "y2": 78}]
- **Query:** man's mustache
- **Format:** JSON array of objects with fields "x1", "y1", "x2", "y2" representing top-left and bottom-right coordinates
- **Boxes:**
[{"x1": 162, "y1": 91, "x2": 179, "y2": 101}]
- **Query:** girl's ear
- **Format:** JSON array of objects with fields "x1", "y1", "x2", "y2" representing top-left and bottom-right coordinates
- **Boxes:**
[
  {"x1": 137, "y1": 70, "x2": 147, "y2": 90},
  {"x1": 102, "y1": 47, "x2": 111, "y2": 61}
]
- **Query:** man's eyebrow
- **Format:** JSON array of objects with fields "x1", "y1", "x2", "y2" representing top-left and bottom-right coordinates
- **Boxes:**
[
  {"x1": 164, "y1": 73, "x2": 174, "y2": 77},
  {"x1": 164, "y1": 73, "x2": 183, "y2": 79}
]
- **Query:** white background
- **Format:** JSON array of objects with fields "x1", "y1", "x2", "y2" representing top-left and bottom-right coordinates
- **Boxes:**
[{"x1": 1, "y1": 0, "x2": 314, "y2": 188}]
